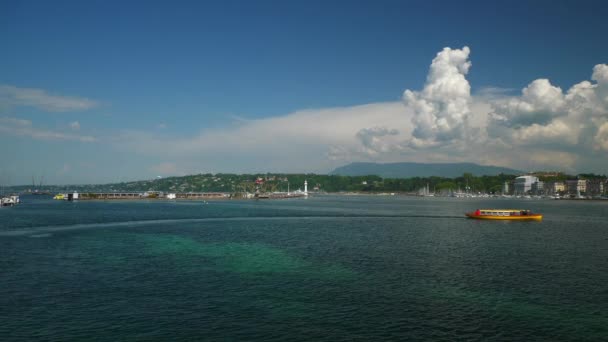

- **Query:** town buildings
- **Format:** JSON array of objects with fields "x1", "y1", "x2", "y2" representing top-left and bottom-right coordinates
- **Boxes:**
[
  {"x1": 510, "y1": 175, "x2": 606, "y2": 197},
  {"x1": 586, "y1": 179, "x2": 605, "y2": 196},
  {"x1": 514, "y1": 175, "x2": 539, "y2": 195}
]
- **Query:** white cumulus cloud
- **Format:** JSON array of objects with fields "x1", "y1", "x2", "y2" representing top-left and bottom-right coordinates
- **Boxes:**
[
  {"x1": 491, "y1": 79, "x2": 565, "y2": 127},
  {"x1": 403, "y1": 46, "x2": 473, "y2": 148},
  {"x1": 489, "y1": 62, "x2": 608, "y2": 154},
  {"x1": 355, "y1": 127, "x2": 401, "y2": 155},
  {"x1": 593, "y1": 122, "x2": 608, "y2": 151}
]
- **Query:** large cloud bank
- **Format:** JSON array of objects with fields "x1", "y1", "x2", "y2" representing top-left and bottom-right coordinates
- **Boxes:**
[
  {"x1": 0, "y1": 46, "x2": 608, "y2": 182},
  {"x1": 5, "y1": 47, "x2": 607, "y2": 180},
  {"x1": 113, "y1": 46, "x2": 608, "y2": 175}
]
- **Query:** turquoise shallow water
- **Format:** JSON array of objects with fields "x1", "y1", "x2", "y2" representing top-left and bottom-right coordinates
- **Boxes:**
[{"x1": 1, "y1": 195, "x2": 607, "y2": 341}]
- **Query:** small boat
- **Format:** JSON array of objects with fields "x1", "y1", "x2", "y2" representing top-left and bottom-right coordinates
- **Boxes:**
[
  {"x1": 53, "y1": 193, "x2": 65, "y2": 200},
  {"x1": 1, "y1": 195, "x2": 20, "y2": 207},
  {"x1": 466, "y1": 209, "x2": 542, "y2": 221}
]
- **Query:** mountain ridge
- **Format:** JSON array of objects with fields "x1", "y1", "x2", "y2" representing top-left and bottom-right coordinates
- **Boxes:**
[{"x1": 330, "y1": 162, "x2": 522, "y2": 178}]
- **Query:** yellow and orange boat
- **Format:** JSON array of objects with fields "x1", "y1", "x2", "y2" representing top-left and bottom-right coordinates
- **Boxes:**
[{"x1": 465, "y1": 209, "x2": 543, "y2": 221}]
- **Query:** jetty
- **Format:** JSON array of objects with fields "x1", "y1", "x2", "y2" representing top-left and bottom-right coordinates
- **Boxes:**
[
  {"x1": 73, "y1": 192, "x2": 230, "y2": 200},
  {"x1": 56, "y1": 191, "x2": 307, "y2": 201},
  {"x1": 49, "y1": 180, "x2": 312, "y2": 201}
]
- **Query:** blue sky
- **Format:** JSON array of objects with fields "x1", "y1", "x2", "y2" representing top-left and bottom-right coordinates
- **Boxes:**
[{"x1": 1, "y1": 0, "x2": 608, "y2": 185}]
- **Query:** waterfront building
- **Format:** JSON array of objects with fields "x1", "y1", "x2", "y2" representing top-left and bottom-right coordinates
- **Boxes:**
[
  {"x1": 531, "y1": 181, "x2": 545, "y2": 195},
  {"x1": 544, "y1": 181, "x2": 565, "y2": 195},
  {"x1": 586, "y1": 179, "x2": 605, "y2": 196},
  {"x1": 565, "y1": 179, "x2": 587, "y2": 195},
  {"x1": 514, "y1": 175, "x2": 539, "y2": 195},
  {"x1": 502, "y1": 181, "x2": 509, "y2": 194}
]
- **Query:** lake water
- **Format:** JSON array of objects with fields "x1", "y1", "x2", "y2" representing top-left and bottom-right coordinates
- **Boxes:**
[{"x1": 1, "y1": 195, "x2": 607, "y2": 341}]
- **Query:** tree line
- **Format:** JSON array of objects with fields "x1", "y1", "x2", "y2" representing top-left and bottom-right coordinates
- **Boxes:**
[{"x1": 10, "y1": 172, "x2": 606, "y2": 194}]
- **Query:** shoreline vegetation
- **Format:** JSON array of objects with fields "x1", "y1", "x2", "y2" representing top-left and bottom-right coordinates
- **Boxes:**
[
  {"x1": 5, "y1": 172, "x2": 608, "y2": 198},
  {"x1": 3, "y1": 173, "x2": 508, "y2": 195},
  {"x1": 5, "y1": 173, "x2": 606, "y2": 194}
]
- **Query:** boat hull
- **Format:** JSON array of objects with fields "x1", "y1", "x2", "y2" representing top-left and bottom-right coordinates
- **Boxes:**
[{"x1": 465, "y1": 213, "x2": 542, "y2": 221}]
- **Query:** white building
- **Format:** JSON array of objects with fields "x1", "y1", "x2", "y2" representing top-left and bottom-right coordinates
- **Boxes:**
[{"x1": 514, "y1": 175, "x2": 539, "y2": 195}]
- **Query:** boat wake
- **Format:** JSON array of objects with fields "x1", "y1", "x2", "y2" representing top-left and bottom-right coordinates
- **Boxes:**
[{"x1": 0, "y1": 215, "x2": 465, "y2": 237}]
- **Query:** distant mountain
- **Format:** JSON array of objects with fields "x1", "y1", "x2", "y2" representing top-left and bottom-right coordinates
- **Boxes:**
[{"x1": 330, "y1": 162, "x2": 522, "y2": 178}]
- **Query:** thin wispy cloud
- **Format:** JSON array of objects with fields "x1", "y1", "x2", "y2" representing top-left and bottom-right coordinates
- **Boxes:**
[
  {"x1": 0, "y1": 116, "x2": 32, "y2": 127},
  {"x1": 0, "y1": 116, "x2": 96, "y2": 142},
  {"x1": 0, "y1": 85, "x2": 98, "y2": 112}
]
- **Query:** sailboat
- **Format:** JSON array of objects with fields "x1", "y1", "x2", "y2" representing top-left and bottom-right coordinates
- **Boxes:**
[
  {"x1": 31, "y1": 176, "x2": 50, "y2": 195},
  {"x1": 418, "y1": 183, "x2": 434, "y2": 197}
]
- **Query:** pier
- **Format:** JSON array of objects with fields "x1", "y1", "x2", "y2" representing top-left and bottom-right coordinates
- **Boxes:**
[
  {"x1": 75, "y1": 192, "x2": 230, "y2": 200},
  {"x1": 51, "y1": 180, "x2": 312, "y2": 201},
  {"x1": 79, "y1": 192, "x2": 143, "y2": 200},
  {"x1": 176, "y1": 192, "x2": 230, "y2": 199},
  {"x1": 71, "y1": 191, "x2": 305, "y2": 200}
]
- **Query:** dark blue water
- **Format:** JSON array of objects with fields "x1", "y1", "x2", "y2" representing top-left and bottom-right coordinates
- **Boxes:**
[{"x1": 2, "y1": 195, "x2": 607, "y2": 341}]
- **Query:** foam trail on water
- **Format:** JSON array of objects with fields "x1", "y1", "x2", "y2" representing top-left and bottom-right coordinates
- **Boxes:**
[{"x1": 0, "y1": 215, "x2": 464, "y2": 237}]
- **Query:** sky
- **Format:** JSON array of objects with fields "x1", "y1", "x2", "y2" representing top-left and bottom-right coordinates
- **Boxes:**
[{"x1": 1, "y1": 0, "x2": 608, "y2": 185}]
